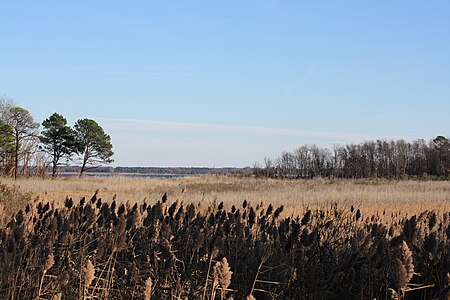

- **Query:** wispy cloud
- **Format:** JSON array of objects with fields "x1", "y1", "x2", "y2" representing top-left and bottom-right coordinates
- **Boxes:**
[{"x1": 97, "y1": 117, "x2": 420, "y2": 142}]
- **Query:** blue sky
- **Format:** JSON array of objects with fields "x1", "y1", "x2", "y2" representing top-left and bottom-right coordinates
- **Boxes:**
[{"x1": 1, "y1": 1, "x2": 449, "y2": 167}]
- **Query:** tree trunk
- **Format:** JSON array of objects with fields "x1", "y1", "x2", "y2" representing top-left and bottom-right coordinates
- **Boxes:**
[
  {"x1": 52, "y1": 148, "x2": 57, "y2": 177},
  {"x1": 52, "y1": 161, "x2": 57, "y2": 177},
  {"x1": 79, "y1": 148, "x2": 88, "y2": 178},
  {"x1": 79, "y1": 161, "x2": 86, "y2": 178},
  {"x1": 14, "y1": 132, "x2": 19, "y2": 180}
]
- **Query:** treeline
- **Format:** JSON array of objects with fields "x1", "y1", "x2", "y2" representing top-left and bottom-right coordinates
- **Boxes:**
[
  {"x1": 0, "y1": 97, "x2": 113, "y2": 178},
  {"x1": 55, "y1": 166, "x2": 248, "y2": 176},
  {"x1": 114, "y1": 166, "x2": 242, "y2": 175},
  {"x1": 254, "y1": 136, "x2": 450, "y2": 179}
]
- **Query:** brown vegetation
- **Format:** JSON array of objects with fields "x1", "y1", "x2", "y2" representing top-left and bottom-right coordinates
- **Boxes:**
[
  {"x1": 0, "y1": 179, "x2": 449, "y2": 299},
  {"x1": 1, "y1": 176, "x2": 449, "y2": 220}
]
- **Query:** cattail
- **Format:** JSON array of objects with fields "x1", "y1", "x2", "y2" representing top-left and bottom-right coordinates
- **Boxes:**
[
  {"x1": 83, "y1": 259, "x2": 95, "y2": 287},
  {"x1": 143, "y1": 277, "x2": 152, "y2": 300},
  {"x1": 246, "y1": 295, "x2": 256, "y2": 300},
  {"x1": 44, "y1": 253, "x2": 55, "y2": 271}
]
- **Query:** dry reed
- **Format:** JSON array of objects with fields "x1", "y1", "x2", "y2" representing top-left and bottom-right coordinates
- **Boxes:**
[{"x1": 0, "y1": 177, "x2": 448, "y2": 299}]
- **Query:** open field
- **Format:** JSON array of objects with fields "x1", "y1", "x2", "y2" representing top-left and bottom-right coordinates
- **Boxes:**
[{"x1": 1, "y1": 175, "x2": 449, "y2": 219}]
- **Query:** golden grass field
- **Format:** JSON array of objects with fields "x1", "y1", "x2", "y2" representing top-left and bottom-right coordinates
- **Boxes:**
[{"x1": 2, "y1": 175, "x2": 449, "y2": 219}]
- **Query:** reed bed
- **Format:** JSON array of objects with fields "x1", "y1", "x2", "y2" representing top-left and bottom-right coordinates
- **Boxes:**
[
  {"x1": 1, "y1": 176, "x2": 449, "y2": 218},
  {"x1": 0, "y1": 176, "x2": 449, "y2": 299},
  {"x1": 0, "y1": 185, "x2": 449, "y2": 299}
]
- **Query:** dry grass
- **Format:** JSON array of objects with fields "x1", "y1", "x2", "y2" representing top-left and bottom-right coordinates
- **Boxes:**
[
  {"x1": 1, "y1": 175, "x2": 449, "y2": 218},
  {"x1": 0, "y1": 176, "x2": 449, "y2": 299},
  {"x1": 0, "y1": 183, "x2": 448, "y2": 299}
]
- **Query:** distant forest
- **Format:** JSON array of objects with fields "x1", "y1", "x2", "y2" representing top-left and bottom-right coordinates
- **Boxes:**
[
  {"x1": 57, "y1": 166, "x2": 250, "y2": 176},
  {"x1": 253, "y1": 136, "x2": 450, "y2": 179}
]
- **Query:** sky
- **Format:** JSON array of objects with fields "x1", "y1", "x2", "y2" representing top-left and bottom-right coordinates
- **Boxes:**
[{"x1": 1, "y1": 1, "x2": 449, "y2": 167}]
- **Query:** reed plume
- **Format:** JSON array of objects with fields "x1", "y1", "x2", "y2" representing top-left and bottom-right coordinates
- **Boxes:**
[
  {"x1": 52, "y1": 292, "x2": 62, "y2": 300},
  {"x1": 45, "y1": 253, "x2": 55, "y2": 271},
  {"x1": 400, "y1": 241, "x2": 414, "y2": 284},
  {"x1": 83, "y1": 259, "x2": 95, "y2": 287},
  {"x1": 143, "y1": 277, "x2": 152, "y2": 300}
]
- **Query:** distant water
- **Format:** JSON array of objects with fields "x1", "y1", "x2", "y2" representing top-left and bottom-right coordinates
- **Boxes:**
[{"x1": 56, "y1": 173, "x2": 192, "y2": 179}]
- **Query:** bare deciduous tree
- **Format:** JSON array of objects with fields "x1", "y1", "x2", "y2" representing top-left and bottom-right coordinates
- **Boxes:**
[
  {"x1": 256, "y1": 136, "x2": 450, "y2": 179},
  {"x1": 3, "y1": 106, "x2": 39, "y2": 179}
]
